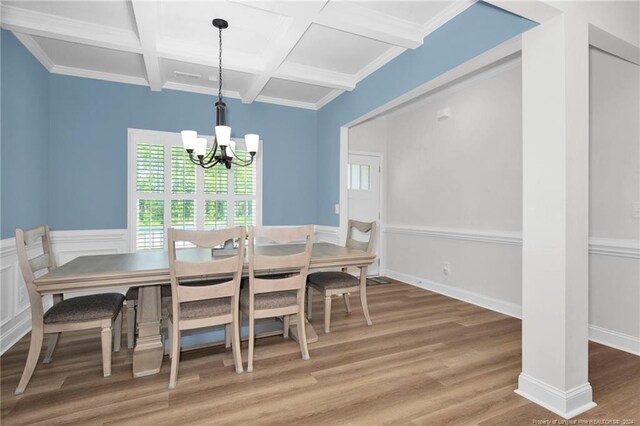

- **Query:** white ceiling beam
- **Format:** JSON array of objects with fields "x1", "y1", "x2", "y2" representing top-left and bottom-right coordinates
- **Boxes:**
[
  {"x1": 0, "y1": 4, "x2": 141, "y2": 53},
  {"x1": 273, "y1": 60, "x2": 355, "y2": 91},
  {"x1": 130, "y1": 0, "x2": 163, "y2": 91},
  {"x1": 314, "y1": 2, "x2": 424, "y2": 50},
  {"x1": 239, "y1": 1, "x2": 329, "y2": 104}
]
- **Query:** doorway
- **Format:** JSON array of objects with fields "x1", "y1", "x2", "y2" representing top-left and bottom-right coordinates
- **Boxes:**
[{"x1": 347, "y1": 152, "x2": 381, "y2": 276}]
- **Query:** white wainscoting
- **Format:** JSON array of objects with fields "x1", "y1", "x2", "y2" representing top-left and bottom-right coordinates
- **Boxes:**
[
  {"x1": 0, "y1": 229, "x2": 129, "y2": 355},
  {"x1": 383, "y1": 224, "x2": 640, "y2": 356},
  {"x1": 314, "y1": 225, "x2": 340, "y2": 244}
]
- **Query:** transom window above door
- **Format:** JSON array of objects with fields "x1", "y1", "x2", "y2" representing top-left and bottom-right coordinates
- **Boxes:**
[{"x1": 128, "y1": 129, "x2": 262, "y2": 251}]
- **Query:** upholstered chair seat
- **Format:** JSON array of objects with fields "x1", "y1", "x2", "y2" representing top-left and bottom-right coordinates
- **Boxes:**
[
  {"x1": 167, "y1": 297, "x2": 231, "y2": 320},
  {"x1": 240, "y1": 289, "x2": 297, "y2": 310},
  {"x1": 307, "y1": 272, "x2": 359, "y2": 290},
  {"x1": 44, "y1": 294, "x2": 125, "y2": 324}
]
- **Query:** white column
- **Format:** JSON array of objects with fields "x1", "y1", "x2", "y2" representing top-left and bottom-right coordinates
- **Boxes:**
[{"x1": 517, "y1": 13, "x2": 596, "y2": 419}]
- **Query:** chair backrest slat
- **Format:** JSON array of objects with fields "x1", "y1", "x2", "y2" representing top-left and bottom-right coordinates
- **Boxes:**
[
  {"x1": 248, "y1": 226, "x2": 313, "y2": 298},
  {"x1": 177, "y1": 279, "x2": 236, "y2": 303},
  {"x1": 174, "y1": 255, "x2": 240, "y2": 278},
  {"x1": 345, "y1": 220, "x2": 377, "y2": 253},
  {"x1": 168, "y1": 227, "x2": 245, "y2": 311},
  {"x1": 252, "y1": 276, "x2": 303, "y2": 294},
  {"x1": 15, "y1": 225, "x2": 57, "y2": 321}
]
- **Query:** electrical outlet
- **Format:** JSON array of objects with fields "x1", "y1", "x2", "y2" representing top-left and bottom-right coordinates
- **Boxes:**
[
  {"x1": 443, "y1": 262, "x2": 450, "y2": 276},
  {"x1": 334, "y1": 203, "x2": 340, "y2": 215}
]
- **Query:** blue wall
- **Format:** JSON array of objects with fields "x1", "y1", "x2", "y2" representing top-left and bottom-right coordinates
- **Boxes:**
[
  {"x1": 1, "y1": 2, "x2": 536, "y2": 236},
  {"x1": 316, "y1": 2, "x2": 536, "y2": 225},
  {"x1": 46, "y1": 76, "x2": 318, "y2": 231},
  {"x1": 1, "y1": 31, "x2": 50, "y2": 239}
]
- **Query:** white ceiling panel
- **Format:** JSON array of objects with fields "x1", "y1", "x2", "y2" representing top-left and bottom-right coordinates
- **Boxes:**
[
  {"x1": 285, "y1": 23, "x2": 392, "y2": 75},
  {"x1": 157, "y1": 1, "x2": 289, "y2": 58},
  {"x1": 3, "y1": 0, "x2": 136, "y2": 32},
  {"x1": 261, "y1": 78, "x2": 334, "y2": 104},
  {"x1": 34, "y1": 35, "x2": 146, "y2": 78},
  {"x1": 1, "y1": 0, "x2": 476, "y2": 109}
]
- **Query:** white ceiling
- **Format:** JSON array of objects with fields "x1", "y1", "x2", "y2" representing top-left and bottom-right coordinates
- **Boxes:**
[{"x1": 1, "y1": 0, "x2": 476, "y2": 110}]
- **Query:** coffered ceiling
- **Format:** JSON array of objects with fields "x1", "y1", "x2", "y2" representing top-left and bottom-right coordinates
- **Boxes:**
[{"x1": 1, "y1": 0, "x2": 476, "y2": 110}]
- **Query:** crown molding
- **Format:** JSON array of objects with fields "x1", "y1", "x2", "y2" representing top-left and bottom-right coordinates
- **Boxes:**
[
  {"x1": 12, "y1": 32, "x2": 54, "y2": 71},
  {"x1": 254, "y1": 95, "x2": 317, "y2": 111},
  {"x1": 50, "y1": 65, "x2": 149, "y2": 87},
  {"x1": 353, "y1": 46, "x2": 406, "y2": 86},
  {"x1": 315, "y1": 89, "x2": 344, "y2": 110},
  {"x1": 275, "y1": 62, "x2": 356, "y2": 91}
]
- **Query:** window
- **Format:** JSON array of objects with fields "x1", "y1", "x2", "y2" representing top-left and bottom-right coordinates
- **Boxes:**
[
  {"x1": 128, "y1": 129, "x2": 262, "y2": 251},
  {"x1": 347, "y1": 163, "x2": 370, "y2": 191}
]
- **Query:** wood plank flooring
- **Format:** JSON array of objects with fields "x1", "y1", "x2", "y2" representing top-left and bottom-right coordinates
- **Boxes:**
[{"x1": 1, "y1": 279, "x2": 638, "y2": 425}]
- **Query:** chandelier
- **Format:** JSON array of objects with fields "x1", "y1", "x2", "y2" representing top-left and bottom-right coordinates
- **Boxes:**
[{"x1": 181, "y1": 18, "x2": 259, "y2": 170}]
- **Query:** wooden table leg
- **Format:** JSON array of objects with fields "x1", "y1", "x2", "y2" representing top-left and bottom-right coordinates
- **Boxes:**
[
  {"x1": 289, "y1": 316, "x2": 318, "y2": 344},
  {"x1": 132, "y1": 285, "x2": 164, "y2": 377}
]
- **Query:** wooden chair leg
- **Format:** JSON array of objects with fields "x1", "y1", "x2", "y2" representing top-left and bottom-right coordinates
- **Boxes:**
[
  {"x1": 324, "y1": 296, "x2": 332, "y2": 334},
  {"x1": 283, "y1": 315, "x2": 290, "y2": 338},
  {"x1": 307, "y1": 287, "x2": 313, "y2": 319},
  {"x1": 114, "y1": 311, "x2": 122, "y2": 353},
  {"x1": 297, "y1": 310, "x2": 310, "y2": 361},
  {"x1": 231, "y1": 305, "x2": 243, "y2": 374},
  {"x1": 168, "y1": 321, "x2": 180, "y2": 389},
  {"x1": 15, "y1": 321, "x2": 44, "y2": 395},
  {"x1": 126, "y1": 302, "x2": 136, "y2": 349},
  {"x1": 43, "y1": 332, "x2": 60, "y2": 364},
  {"x1": 167, "y1": 318, "x2": 173, "y2": 359},
  {"x1": 225, "y1": 324, "x2": 232, "y2": 348},
  {"x1": 360, "y1": 268, "x2": 373, "y2": 326},
  {"x1": 343, "y1": 293, "x2": 351, "y2": 314},
  {"x1": 101, "y1": 325, "x2": 112, "y2": 377},
  {"x1": 247, "y1": 311, "x2": 255, "y2": 373}
]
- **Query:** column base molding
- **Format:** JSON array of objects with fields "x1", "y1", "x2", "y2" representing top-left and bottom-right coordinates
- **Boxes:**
[{"x1": 515, "y1": 373, "x2": 597, "y2": 419}]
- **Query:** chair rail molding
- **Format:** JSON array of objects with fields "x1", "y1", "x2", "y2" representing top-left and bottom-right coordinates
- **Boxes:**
[
  {"x1": 0, "y1": 229, "x2": 129, "y2": 355},
  {"x1": 383, "y1": 224, "x2": 640, "y2": 258},
  {"x1": 314, "y1": 225, "x2": 340, "y2": 245}
]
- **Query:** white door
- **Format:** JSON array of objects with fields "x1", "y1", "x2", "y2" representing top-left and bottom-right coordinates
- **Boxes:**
[{"x1": 348, "y1": 153, "x2": 381, "y2": 276}]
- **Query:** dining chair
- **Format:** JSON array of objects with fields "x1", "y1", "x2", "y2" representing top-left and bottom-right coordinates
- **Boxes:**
[
  {"x1": 307, "y1": 220, "x2": 377, "y2": 333},
  {"x1": 241, "y1": 225, "x2": 314, "y2": 372},
  {"x1": 14, "y1": 225, "x2": 125, "y2": 395},
  {"x1": 167, "y1": 227, "x2": 245, "y2": 389}
]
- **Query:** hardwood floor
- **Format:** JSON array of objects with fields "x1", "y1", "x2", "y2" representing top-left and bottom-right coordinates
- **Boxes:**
[{"x1": 1, "y1": 280, "x2": 638, "y2": 425}]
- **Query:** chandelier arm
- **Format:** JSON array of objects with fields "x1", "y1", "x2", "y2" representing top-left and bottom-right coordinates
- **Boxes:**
[
  {"x1": 229, "y1": 154, "x2": 255, "y2": 167},
  {"x1": 202, "y1": 140, "x2": 219, "y2": 164}
]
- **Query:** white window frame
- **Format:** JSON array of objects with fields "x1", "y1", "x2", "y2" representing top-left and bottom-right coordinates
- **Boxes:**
[{"x1": 127, "y1": 128, "x2": 263, "y2": 252}]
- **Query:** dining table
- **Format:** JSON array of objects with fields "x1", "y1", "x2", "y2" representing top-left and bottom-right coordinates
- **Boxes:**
[{"x1": 33, "y1": 242, "x2": 376, "y2": 378}]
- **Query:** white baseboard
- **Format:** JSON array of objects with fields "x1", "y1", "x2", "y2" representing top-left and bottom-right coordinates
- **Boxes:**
[
  {"x1": 588, "y1": 325, "x2": 640, "y2": 356},
  {"x1": 515, "y1": 373, "x2": 596, "y2": 419},
  {"x1": 384, "y1": 269, "x2": 640, "y2": 356},
  {"x1": 384, "y1": 269, "x2": 522, "y2": 319}
]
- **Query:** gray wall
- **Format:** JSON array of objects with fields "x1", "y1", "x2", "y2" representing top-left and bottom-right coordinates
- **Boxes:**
[{"x1": 350, "y1": 51, "x2": 639, "y2": 352}]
